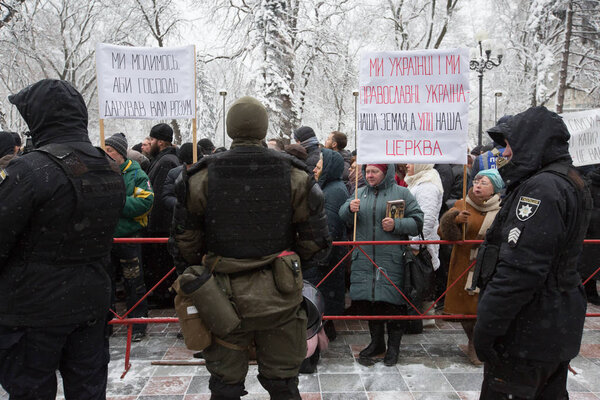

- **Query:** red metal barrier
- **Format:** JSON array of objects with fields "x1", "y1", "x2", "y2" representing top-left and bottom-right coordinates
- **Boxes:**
[{"x1": 109, "y1": 237, "x2": 600, "y2": 377}]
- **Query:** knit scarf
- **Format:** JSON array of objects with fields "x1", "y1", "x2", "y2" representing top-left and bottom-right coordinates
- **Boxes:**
[
  {"x1": 466, "y1": 191, "x2": 501, "y2": 260},
  {"x1": 301, "y1": 136, "x2": 319, "y2": 149}
]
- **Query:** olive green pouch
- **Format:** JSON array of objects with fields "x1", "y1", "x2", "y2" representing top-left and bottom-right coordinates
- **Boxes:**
[
  {"x1": 272, "y1": 251, "x2": 303, "y2": 294},
  {"x1": 172, "y1": 279, "x2": 212, "y2": 351}
]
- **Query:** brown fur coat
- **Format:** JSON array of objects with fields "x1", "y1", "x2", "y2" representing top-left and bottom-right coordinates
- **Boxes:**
[{"x1": 439, "y1": 190, "x2": 501, "y2": 315}]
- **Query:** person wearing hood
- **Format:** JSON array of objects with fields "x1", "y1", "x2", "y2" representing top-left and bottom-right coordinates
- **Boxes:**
[
  {"x1": 339, "y1": 164, "x2": 424, "y2": 366},
  {"x1": 105, "y1": 132, "x2": 154, "y2": 342},
  {"x1": 472, "y1": 106, "x2": 592, "y2": 398},
  {"x1": 324, "y1": 131, "x2": 352, "y2": 184},
  {"x1": 0, "y1": 79, "x2": 125, "y2": 399},
  {"x1": 307, "y1": 149, "x2": 349, "y2": 338},
  {"x1": 293, "y1": 126, "x2": 321, "y2": 174},
  {"x1": 438, "y1": 168, "x2": 503, "y2": 365},
  {"x1": 144, "y1": 123, "x2": 181, "y2": 308},
  {"x1": 171, "y1": 96, "x2": 331, "y2": 400},
  {"x1": 0, "y1": 131, "x2": 17, "y2": 168}
]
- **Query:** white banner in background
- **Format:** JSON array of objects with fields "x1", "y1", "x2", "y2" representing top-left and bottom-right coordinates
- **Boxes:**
[
  {"x1": 357, "y1": 48, "x2": 470, "y2": 165},
  {"x1": 96, "y1": 43, "x2": 195, "y2": 120},
  {"x1": 561, "y1": 108, "x2": 600, "y2": 167}
]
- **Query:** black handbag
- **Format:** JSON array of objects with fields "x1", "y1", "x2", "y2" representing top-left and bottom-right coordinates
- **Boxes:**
[{"x1": 403, "y1": 232, "x2": 434, "y2": 303}]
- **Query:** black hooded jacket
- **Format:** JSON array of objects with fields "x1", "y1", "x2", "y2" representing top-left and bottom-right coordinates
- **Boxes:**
[
  {"x1": 0, "y1": 79, "x2": 125, "y2": 327},
  {"x1": 474, "y1": 106, "x2": 591, "y2": 362}
]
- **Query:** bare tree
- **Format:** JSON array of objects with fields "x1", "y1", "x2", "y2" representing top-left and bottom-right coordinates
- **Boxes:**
[
  {"x1": 381, "y1": 0, "x2": 460, "y2": 50},
  {"x1": 0, "y1": 0, "x2": 25, "y2": 29},
  {"x1": 133, "y1": 0, "x2": 185, "y2": 143}
]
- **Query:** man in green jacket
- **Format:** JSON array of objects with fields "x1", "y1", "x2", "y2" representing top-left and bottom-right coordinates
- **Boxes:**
[{"x1": 105, "y1": 132, "x2": 154, "y2": 341}]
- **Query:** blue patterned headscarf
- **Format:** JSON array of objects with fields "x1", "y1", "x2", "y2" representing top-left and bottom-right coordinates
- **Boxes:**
[{"x1": 475, "y1": 168, "x2": 505, "y2": 193}]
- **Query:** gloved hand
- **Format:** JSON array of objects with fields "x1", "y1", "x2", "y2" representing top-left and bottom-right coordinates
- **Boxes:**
[
  {"x1": 473, "y1": 327, "x2": 500, "y2": 365},
  {"x1": 168, "y1": 236, "x2": 189, "y2": 275}
]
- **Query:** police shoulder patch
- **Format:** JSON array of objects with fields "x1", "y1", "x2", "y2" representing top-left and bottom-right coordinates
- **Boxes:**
[
  {"x1": 0, "y1": 168, "x2": 7, "y2": 186},
  {"x1": 516, "y1": 196, "x2": 541, "y2": 221}
]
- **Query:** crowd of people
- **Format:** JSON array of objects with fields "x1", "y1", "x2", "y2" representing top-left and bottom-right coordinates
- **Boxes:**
[{"x1": 0, "y1": 79, "x2": 599, "y2": 399}]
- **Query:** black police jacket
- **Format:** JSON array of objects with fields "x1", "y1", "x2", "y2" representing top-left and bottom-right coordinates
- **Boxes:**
[
  {"x1": 475, "y1": 106, "x2": 591, "y2": 363},
  {"x1": 0, "y1": 79, "x2": 125, "y2": 327}
]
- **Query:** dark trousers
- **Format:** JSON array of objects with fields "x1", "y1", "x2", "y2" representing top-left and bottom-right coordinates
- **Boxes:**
[
  {"x1": 0, "y1": 320, "x2": 109, "y2": 400},
  {"x1": 110, "y1": 242, "x2": 148, "y2": 334},
  {"x1": 142, "y1": 231, "x2": 175, "y2": 307},
  {"x1": 480, "y1": 358, "x2": 570, "y2": 399},
  {"x1": 303, "y1": 261, "x2": 345, "y2": 316},
  {"x1": 435, "y1": 244, "x2": 451, "y2": 301}
]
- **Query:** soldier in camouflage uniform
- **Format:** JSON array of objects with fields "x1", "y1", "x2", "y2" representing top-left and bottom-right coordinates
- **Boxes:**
[{"x1": 172, "y1": 96, "x2": 331, "y2": 400}]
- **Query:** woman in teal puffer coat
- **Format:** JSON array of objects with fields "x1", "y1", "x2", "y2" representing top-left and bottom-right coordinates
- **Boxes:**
[{"x1": 339, "y1": 163, "x2": 423, "y2": 366}]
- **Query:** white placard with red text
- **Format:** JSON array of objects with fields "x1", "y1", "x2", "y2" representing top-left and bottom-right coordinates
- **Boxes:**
[
  {"x1": 96, "y1": 43, "x2": 195, "y2": 120},
  {"x1": 357, "y1": 48, "x2": 470, "y2": 165},
  {"x1": 561, "y1": 108, "x2": 600, "y2": 167}
]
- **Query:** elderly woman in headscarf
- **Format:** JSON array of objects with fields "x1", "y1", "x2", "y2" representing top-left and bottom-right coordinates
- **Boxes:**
[
  {"x1": 438, "y1": 168, "x2": 504, "y2": 365},
  {"x1": 339, "y1": 164, "x2": 424, "y2": 366},
  {"x1": 404, "y1": 164, "x2": 444, "y2": 330}
]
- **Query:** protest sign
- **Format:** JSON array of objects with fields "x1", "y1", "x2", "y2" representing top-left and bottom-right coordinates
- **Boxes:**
[
  {"x1": 357, "y1": 48, "x2": 469, "y2": 165},
  {"x1": 96, "y1": 43, "x2": 196, "y2": 120},
  {"x1": 561, "y1": 108, "x2": 600, "y2": 167}
]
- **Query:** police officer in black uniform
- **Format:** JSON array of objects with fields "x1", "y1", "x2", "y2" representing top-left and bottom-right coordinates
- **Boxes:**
[
  {"x1": 0, "y1": 79, "x2": 125, "y2": 399},
  {"x1": 473, "y1": 106, "x2": 592, "y2": 399}
]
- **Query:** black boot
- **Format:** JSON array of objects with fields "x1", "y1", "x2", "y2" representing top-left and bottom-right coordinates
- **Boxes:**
[
  {"x1": 323, "y1": 320, "x2": 337, "y2": 341},
  {"x1": 257, "y1": 375, "x2": 301, "y2": 400},
  {"x1": 208, "y1": 375, "x2": 247, "y2": 400},
  {"x1": 299, "y1": 347, "x2": 320, "y2": 374},
  {"x1": 359, "y1": 321, "x2": 386, "y2": 358},
  {"x1": 383, "y1": 321, "x2": 404, "y2": 366}
]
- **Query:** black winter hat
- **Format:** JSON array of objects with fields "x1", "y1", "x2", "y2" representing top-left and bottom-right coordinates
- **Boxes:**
[
  {"x1": 131, "y1": 142, "x2": 143, "y2": 153},
  {"x1": 487, "y1": 115, "x2": 513, "y2": 147},
  {"x1": 293, "y1": 126, "x2": 316, "y2": 142},
  {"x1": 226, "y1": 96, "x2": 269, "y2": 140},
  {"x1": 150, "y1": 123, "x2": 173, "y2": 143},
  {"x1": 178, "y1": 142, "x2": 202, "y2": 164},
  {"x1": 0, "y1": 131, "x2": 15, "y2": 158},
  {"x1": 105, "y1": 132, "x2": 128, "y2": 159},
  {"x1": 198, "y1": 138, "x2": 215, "y2": 155}
]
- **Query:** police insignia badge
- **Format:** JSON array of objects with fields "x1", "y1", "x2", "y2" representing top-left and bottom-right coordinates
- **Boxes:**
[
  {"x1": 0, "y1": 168, "x2": 7, "y2": 186},
  {"x1": 516, "y1": 196, "x2": 541, "y2": 221}
]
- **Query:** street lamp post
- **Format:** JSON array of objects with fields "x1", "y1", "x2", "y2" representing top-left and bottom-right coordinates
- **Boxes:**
[
  {"x1": 470, "y1": 33, "x2": 503, "y2": 147},
  {"x1": 219, "y1": 90, "x2": 227, "y2": 148},
  {"x1": 494, "y1": 91, "x2": 503, "y2": 123}
]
